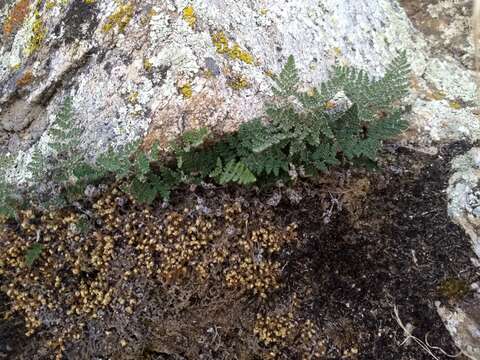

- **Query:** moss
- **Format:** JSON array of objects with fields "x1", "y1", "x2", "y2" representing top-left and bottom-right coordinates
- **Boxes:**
[
  {"x1": 182, "y1": 5, "x2": 196, "y2": 29},
  {"x1": 211, "y1": 31, "x2": 254, "y2": 65},
  {"x1": 3, "y1": 0, "x2": 31, "y2": 36},
  {"x1": 438, "y1": 278, "x2": 470, "y2": 300},
  {"x1": 102, "y1": 2, "x2": 134, "y2": 33},
  {"x1": 0, "y1": 194, "x2": 298, "y2": 357},
  {"x1": 25, "y1": 10, "x2": 46, "y2": 55}
]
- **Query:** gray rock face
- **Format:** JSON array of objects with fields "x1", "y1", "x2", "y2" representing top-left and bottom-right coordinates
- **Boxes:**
[
  {"x1": 445, "y1": 149, "x2": 480, "y2": 360},
  {"x1": 437, "y1": 298, "x2": 480, "y2": 360},
  {"x1": 449, "y1": 148, "x2": 480, "y2": 260},
  {"x1": 0, "y1": 0, "x2": 453, "y2": 182}
]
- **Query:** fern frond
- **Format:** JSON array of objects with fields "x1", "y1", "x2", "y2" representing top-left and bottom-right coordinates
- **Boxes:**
[
  {"x1": 211, "y1": 159, "x2": 256, "y2": 185},
  {"x1": 25, "y1": 243, "x2": 44, "y2": 267},
  {"x1": 242, "y1": 148, "x2": 289, "y2": 177},
  {"x1": 309, "y1": 143, "x2": 340, "y2": 171},
  {"x1": 368, "y1": 110, "x2": 408, "y2": 140},
  {"x1": 272, "y1": 55, "x2": 299, "y2": 97},
  {"x1": 48, "y1": 97, "x2": 82, "y2": 154},
  {"x1": 27, "y1": 145, "x2": 46, "y2": 181},
  {"x1": 238, "y1": 119, "x2": 289, "y2": 154},
  {"x1": 180, "y1": 127, "x2": 210, "y2": 152}
]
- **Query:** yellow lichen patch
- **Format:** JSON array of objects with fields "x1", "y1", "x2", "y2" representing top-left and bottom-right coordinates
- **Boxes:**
[
  {"x1": 25, "y1": 10, "x2": 46, "y2": 55},
  {"x1": 10, "y1": 63, "x2": 21, "y2": 71},
  {"x1": 211, "y1": 31, "x2": 255, "y2": 65},
  {"x1": 16, "y1": 70, "x2": 34, "y2": 87},
  {"x1": 449, "y1": 100, "x2": 463, "y2": 110},
  {"x1": 259, "y1": 8, "x2": 268, "y2": 16},
  {"x1": 333, "y1": 47, "x2": 342, "y2": 56},
  {"x1": 182, "y1": 5, "x2": 196, "y2": 29},
  {"x1": 264, "y1": 69, "x2": 274, "y2": 78},
  {"x1": 45, "y1": 1, "x2": 56, "y2": 11},
  {"x1": 84, "y1": 0, "x2": 96, "y2": 4},
  {"x1": 429, "y1": 90, "x2": 446, "y2": 101},
  {"x1": 140, "y1": 7, "x2": 157, "y2": 26},
  {"x1": 102, "y1": 3, "x2": 134, "y2": 33},
  {"x1": 228, "y1": 74, "x2": 250, "y2": 90},
  {"x1": 143, "y1": 58, "x2": 153, "y2": 72},
  {"x1": 3, "y1": 0, "x2": 31, "y2": 36},
  {"x1": 179, "y1": 83, "x2": 193, "y2": 98},
  {"x1": 128, "y1": 91, "x2": 139, "y2": 104}
]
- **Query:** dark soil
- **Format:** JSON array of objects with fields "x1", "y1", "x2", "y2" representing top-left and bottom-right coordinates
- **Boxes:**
[
  {"x1": 1, "y1": 141, "x2": 479, "y2": 359},
  {"x1": 279, "y1": 141, "x2": 479, "y2": 359},
  {"x1": 0, "y1": 292, "x2": 27, "y2": 359}
]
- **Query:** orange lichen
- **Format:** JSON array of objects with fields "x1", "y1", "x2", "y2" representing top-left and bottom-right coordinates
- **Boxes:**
[
  {"x1": 3, "y1": 0, "x2": 31, "y2": 36},
  {"x1": 16, "y1": 70, "x2": 34, "y2": 87}
]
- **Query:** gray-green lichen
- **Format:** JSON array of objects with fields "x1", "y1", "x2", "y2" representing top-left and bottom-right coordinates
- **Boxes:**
[{"x1": 0, "y1": 0, "x2": 476, "y2": 183}]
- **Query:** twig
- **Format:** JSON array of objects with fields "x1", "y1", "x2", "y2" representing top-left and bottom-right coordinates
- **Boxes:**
[{"x1": 393, "y1": 305, "x2": 469, "y2": 360}]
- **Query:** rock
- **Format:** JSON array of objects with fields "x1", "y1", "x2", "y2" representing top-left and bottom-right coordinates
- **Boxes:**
[
  {"x1": 443, "y1": 148, "x2": 480, "y2": 359},
  {"x1": 436, "y1": 299, "x2": 480, "y2": 360},
  {"x1": 448, "y1": 148, "x2": 480, "y2": 258},
  {"x1": 1, "y1": 0, "x2": 480, "y2": 356},
  {"x1": 0, "y1": 0, "x2": 468, "y2": 182}
]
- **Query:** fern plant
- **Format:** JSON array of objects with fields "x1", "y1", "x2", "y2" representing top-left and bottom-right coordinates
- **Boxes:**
[
  {"x1": 3, "y1": 52, "x2": 410, "y2": 212},
  {"x1": 175, "y1": 51, "x2": 410, "y2": 185}
]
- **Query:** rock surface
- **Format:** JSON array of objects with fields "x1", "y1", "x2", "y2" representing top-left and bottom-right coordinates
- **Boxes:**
[
  {"x1": 2, "y1": 0, "x2": 480, "y2": 357},
  {"x1": 445, "y1": 147, "x2": 480, "y2": 360},
  {"x1": 0, "y1": 0, "x2": 478, "y2": 182}
]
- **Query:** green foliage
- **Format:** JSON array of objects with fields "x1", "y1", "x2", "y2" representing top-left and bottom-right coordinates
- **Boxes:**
[
  {"x1": 211, "y1": 159, "x2": 256, "y2": 185},
  {"x1": 0, "y1": 154, "x2": 18, "y2": 218},
  {"x1": 25, "y1": 243, "x2": 44, "y2": 267},
  {"x1": 175, "y1": 52, "x2": 410, "y2": 186},
  {"x1": 1, "y1": 52, "x2": 411, "y2": 210},
  {"x1": 272, "y1": 55, "x2": 299, "y2": 97}
]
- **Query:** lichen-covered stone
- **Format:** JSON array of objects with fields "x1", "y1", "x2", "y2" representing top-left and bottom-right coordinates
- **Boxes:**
[
  {"x1": 0, "y1": 0, "x2": 477, "y2": 178},
  {"x1": 0, "y1": 0, "x2": 432, "y2": 183},
  {"x1": 448, "y1": 148, "x2": 480, "y2": 259}
]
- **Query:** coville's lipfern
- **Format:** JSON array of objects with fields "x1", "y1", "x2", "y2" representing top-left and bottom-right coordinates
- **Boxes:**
[
  {"x1": 176, "y1": 51, "x2": 410, "y2": 184},
  {"x1": 0, "y1": 52, "x2": 410, "y2": 217}
]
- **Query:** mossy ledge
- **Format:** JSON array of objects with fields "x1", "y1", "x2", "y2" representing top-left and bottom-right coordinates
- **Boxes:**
[{"x1": 0, "y1": 52, "x2": 412, "y2": 358}]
